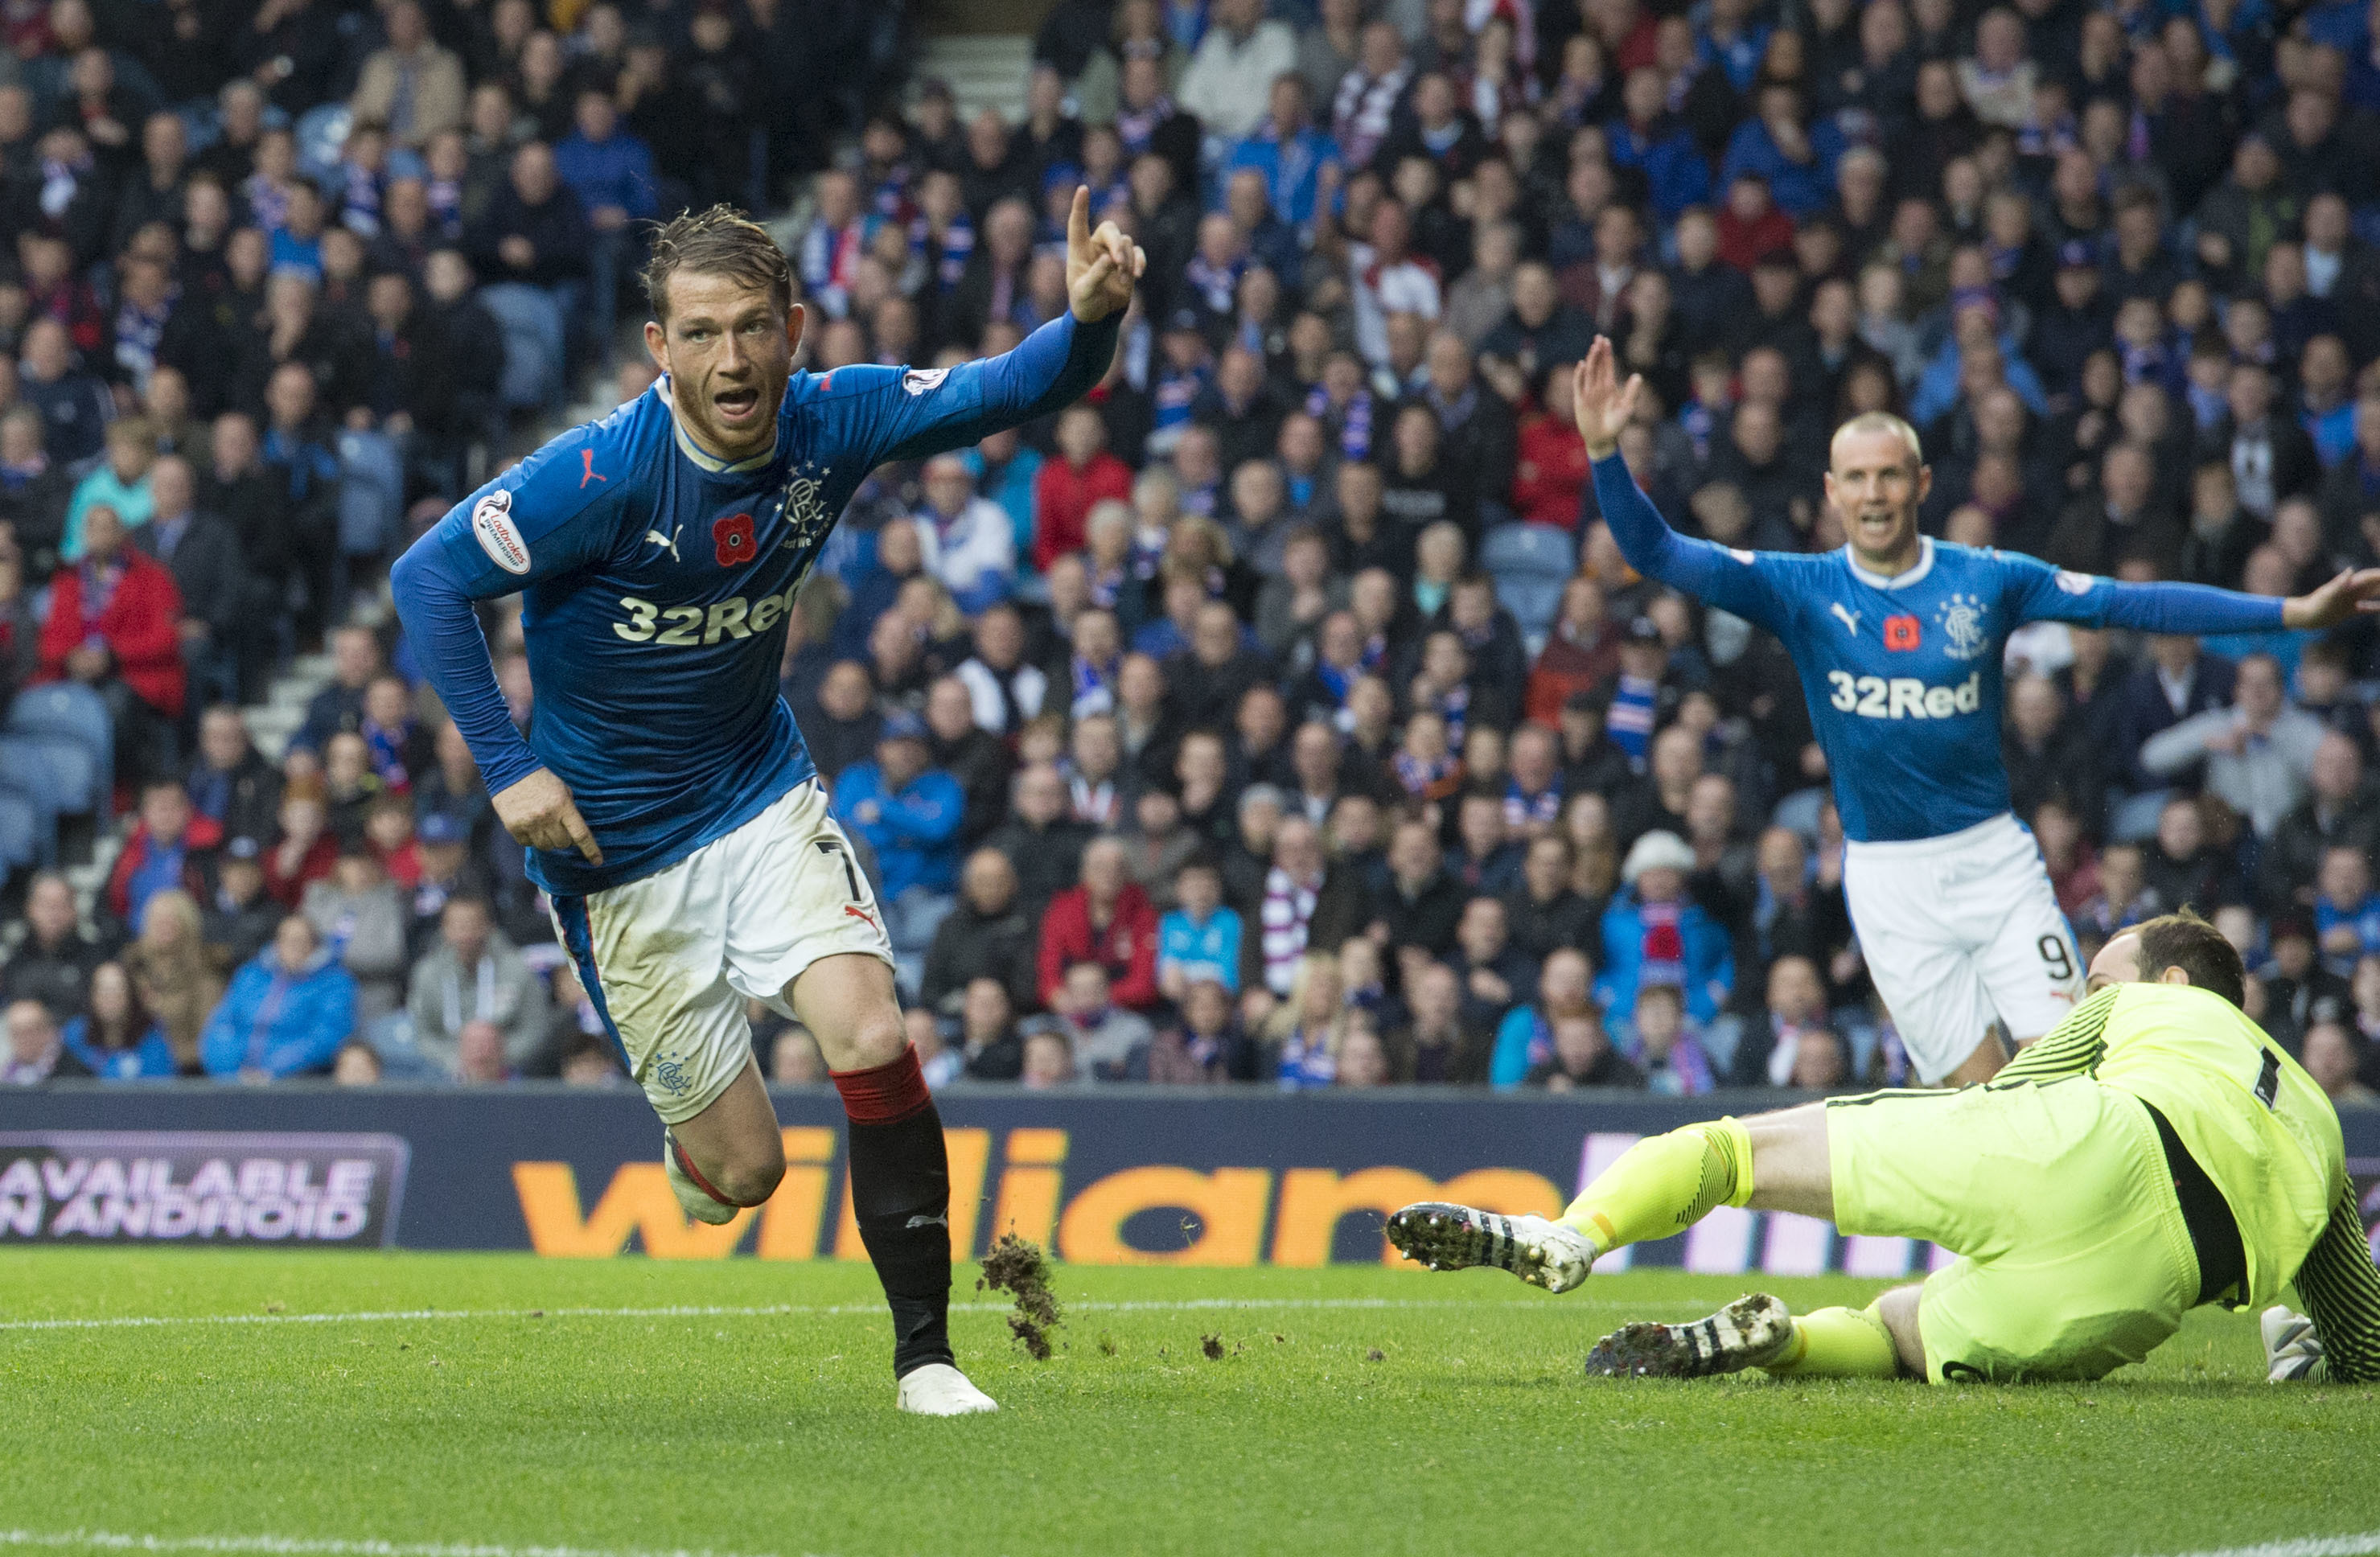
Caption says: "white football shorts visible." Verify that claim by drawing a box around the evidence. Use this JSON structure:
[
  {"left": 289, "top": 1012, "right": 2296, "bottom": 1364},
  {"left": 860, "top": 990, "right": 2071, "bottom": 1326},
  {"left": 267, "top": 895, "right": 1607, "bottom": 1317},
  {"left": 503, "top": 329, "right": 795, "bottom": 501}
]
[
  {"left": 549, "top": 778, "right": 894, "bottom": 1123},
  {"left": 1841, "top": 811, "right": 2083, "bottom": 1083}
]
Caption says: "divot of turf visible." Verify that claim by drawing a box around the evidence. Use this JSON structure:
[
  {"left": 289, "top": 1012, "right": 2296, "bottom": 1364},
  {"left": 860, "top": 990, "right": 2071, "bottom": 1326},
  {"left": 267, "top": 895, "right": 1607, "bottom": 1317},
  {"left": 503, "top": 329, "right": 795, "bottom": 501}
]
[
  {"left": 1201, "top": 1333, "right": 1224, "bottom": 1359},
  {"left": 976, "top": 1233, "right": 1061, "bottom": 1360}
]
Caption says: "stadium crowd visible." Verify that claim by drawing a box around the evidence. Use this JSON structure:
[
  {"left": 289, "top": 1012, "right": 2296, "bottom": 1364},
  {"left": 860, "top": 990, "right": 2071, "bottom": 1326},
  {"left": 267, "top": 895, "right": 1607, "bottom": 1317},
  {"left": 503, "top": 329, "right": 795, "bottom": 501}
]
[{"left": 4, "top": 0, "right": 2380, "bottom": 1107}]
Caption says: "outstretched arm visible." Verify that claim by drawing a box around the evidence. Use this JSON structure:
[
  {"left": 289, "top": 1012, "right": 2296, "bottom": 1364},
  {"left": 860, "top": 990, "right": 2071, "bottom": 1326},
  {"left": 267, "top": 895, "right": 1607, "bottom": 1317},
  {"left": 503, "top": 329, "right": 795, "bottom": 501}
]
[
  {"left": 873, "top": 187, "right": 1141, "bottom": 465},
  {"left": 1577, "top": 339, "right": 1789, "bottom": 631},
  {"left": 2008, "top": 553, "right": 2380, "bottom": 636},
  {"left": 875, "top": 311, "right": 1124, "bottom": 466}
]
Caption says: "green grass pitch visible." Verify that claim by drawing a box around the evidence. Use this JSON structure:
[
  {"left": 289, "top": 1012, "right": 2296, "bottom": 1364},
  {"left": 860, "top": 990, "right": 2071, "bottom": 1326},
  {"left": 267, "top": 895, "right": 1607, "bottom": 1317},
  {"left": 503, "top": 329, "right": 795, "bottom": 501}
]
[{"left": 4, "top": 1250, "right": 2372, "bottom": 1557}]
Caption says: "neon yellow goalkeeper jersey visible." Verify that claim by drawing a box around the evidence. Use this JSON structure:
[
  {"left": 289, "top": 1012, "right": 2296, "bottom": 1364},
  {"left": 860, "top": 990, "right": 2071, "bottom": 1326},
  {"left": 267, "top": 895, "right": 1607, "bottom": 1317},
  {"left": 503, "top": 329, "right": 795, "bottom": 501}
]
[{"left": 1997, "top": 981, "right": 2380, "bottom": 1382}]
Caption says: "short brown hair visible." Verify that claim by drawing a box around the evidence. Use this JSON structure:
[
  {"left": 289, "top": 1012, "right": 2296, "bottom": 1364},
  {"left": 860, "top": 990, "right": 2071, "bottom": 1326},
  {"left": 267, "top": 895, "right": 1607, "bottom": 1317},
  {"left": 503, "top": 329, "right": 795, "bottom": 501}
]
[
  {"left": 641, "top": 205, "right": 793, "bottom": 325},
  {"left": 2132, "top": 909, "right": 2246, "bottom": 1010}
]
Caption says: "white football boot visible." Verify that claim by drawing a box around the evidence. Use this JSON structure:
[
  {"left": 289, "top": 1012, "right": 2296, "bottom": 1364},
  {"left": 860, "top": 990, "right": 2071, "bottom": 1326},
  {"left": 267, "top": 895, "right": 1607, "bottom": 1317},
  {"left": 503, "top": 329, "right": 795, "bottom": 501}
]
[
  {"left": 896, "top": 1362, "right": 999, "bottom": 1415},
  {"left": 1384, "top": 1202, "right": 1597, "bottom": 1293},
  {"left": 1583, "top": 1293, "right": 1797, "bottom": 1378}
]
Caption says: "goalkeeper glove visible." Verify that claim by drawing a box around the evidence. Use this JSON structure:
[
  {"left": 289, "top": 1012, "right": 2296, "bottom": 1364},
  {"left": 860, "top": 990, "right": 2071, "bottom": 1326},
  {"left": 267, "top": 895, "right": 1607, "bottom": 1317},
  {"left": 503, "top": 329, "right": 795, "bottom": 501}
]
[{"left": 2261, "top": 1306, "right": 2323, "bottom": 1382}]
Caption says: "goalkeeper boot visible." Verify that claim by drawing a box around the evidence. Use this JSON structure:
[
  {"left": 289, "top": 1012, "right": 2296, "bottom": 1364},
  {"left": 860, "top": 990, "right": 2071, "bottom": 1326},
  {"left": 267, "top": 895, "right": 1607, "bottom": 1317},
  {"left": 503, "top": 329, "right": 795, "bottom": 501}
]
[
  {"left": 2261, "top": 1306, "right": 2323, "bottom": 1382},
  {"left": 663, "top": 1131, "right": 741, "bottom": 1226},
  {"left": 1584, "top": 1293, "right": 1795, "bottom": 1379},
  {"left": 1384, "top": 1202, "right": 1597, "bottom": 1293},
  {"left": 896, "top": 1362, "right": 999, "bottom": 1416}
]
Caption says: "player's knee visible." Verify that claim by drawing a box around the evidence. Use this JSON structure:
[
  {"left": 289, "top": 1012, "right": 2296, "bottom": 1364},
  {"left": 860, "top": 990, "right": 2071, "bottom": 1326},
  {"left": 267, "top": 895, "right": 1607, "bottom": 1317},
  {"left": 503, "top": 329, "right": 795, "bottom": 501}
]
[
  {"left": 711, "top": 1145, "right": 787, "bottom": 1206},
  {"left": 840, "top": 1003, "right": 910, "bottom": 1070}
]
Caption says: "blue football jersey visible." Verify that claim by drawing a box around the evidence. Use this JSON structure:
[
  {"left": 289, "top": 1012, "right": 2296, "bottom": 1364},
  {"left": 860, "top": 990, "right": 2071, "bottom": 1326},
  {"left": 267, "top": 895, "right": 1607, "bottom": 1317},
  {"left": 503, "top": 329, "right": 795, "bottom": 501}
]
[
  {"left": 1589, "top": 457, "right": 2286, "bottom": 844},
  {"left": 393, "top": 312, "right": 1116, "bottom": 896}
]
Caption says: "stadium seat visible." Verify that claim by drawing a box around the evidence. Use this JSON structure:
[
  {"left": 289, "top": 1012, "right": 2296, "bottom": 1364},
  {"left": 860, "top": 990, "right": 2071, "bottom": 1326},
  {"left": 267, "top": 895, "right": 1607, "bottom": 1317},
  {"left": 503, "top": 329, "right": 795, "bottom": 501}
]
[
  {"left": 339, "top": 429, "right": 406, "bottom": 561},
  {"left": 1, "top": 733, "right": 101, "bottom": 824},
  {"left": 478, "top": 284, "right": 569, "bottom": 411},
  {"left": 1482, "top": 523, "right": 1577, "bottom": 645},
  {"left": 295, "top": 102, "right": 351, "bottom": 183},
  {"left": 7, "top": 684, "right": 113, "bottom": 824},
  {"left": 13, "top": 729, "right": 102, "bottom": 867},
  {"left": 0, "top": 787, "right": 43, "bottom": 881},
  {"left": 0, "top": 741, "right": 64, "bottom": 867}
]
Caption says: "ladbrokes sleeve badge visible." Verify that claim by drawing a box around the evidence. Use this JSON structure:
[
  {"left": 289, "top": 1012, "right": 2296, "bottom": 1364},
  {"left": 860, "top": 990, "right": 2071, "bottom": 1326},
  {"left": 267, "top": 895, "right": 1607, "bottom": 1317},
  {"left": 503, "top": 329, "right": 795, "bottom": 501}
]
[{"left": 471, "top": 489, "right": 531, "bottom": 575}]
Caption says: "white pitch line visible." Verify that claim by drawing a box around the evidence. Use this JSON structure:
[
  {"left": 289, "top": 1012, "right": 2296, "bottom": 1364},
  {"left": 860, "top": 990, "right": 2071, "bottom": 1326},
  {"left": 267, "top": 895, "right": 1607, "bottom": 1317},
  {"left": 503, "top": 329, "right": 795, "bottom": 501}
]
[
  {"left": 0, "top": 1533, "right": 2363, "bottom": 1557},
  {"left": 2145, "top": 1536, "right": 2380, "bottom": 1557},
  {"left": 0, "top": 1531, "right": 811, "bottom": 1557},
  {"left": 0, "top": 1294, "right": 1707, "bottom": 1334}
]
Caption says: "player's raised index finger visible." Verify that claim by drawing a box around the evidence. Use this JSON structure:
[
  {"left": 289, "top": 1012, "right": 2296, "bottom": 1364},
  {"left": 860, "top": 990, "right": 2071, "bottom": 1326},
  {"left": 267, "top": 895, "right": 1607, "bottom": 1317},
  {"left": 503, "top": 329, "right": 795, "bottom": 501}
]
[{"left": 1067, "top": 186, "right": 1090, "bottom": 252}]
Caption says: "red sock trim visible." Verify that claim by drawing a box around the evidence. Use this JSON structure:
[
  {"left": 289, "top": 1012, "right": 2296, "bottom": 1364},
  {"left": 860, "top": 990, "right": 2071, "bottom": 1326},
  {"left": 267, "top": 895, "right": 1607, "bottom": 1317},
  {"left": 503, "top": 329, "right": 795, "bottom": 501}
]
[
  {"left": 670, "top": 1136, "right": 739, "bottom": 1208},
  {"left": 830, "top": 1043, "right": 931, "bottom": 1125}
]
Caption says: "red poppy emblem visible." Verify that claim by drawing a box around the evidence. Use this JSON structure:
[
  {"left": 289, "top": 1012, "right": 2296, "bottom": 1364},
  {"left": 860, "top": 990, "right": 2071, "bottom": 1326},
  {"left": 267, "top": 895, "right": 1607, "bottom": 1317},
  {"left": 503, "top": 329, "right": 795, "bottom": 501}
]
[{"left": 713, "top": 511, "right": 755, "bottom": 567}]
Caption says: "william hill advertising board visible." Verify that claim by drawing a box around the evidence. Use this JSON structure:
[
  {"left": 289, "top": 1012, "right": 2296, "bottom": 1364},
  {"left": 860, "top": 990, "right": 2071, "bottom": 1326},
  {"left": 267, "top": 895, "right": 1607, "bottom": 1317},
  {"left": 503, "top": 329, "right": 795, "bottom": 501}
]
[{"left": 8, "top": 1088, "right": 2377, "bottom": 1273}]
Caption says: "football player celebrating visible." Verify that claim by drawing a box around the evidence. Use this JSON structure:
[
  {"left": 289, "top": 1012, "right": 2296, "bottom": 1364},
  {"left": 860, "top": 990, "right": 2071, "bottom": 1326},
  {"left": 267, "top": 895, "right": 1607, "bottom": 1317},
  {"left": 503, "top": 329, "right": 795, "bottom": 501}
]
[
  {"left": 1569, "top": 336, "right": 2380, "bottom": 1086},
  {"left": 392, "top": 192, "right": 1141, "bottom": 1415}
]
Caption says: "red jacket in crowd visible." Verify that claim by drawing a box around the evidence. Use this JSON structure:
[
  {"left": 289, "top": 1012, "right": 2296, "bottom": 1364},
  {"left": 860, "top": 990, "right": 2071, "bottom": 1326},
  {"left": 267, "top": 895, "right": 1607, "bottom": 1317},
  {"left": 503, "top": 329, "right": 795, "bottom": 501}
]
[
  {"left": 1031, "top": 450, "right": 1133, "bottom": 573},
  {"left": 1526, "top": 618, "right": 1623, "bottom": 726},
  {"left": 39, "top": 548, "right": 187, "bottom": 717},
  {"left": 1037, "top": 881, "right": 1161, "bottom": 1010},
  {"left": 1715, "top": 197, "right": 1795, "bottom": 273},
  {"left": 1510, "top": 410, "right": 1589, "bottom": 529}
]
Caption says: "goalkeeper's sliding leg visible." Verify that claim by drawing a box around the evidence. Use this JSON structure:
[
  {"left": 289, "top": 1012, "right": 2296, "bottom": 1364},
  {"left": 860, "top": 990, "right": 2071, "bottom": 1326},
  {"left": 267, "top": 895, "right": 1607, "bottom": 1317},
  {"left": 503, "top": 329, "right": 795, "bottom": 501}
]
[
  {"left": 1387, "top": 1103, "right": 1921, "bottom": 1380},
  {"left": 1389, "top": 1078, "right": 2206, "bottom": 1383}
]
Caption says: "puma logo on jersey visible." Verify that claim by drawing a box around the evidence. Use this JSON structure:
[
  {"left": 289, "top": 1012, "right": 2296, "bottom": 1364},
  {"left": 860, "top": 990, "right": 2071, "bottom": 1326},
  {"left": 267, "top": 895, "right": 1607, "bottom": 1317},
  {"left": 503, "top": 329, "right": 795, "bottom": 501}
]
[
  {"left": 643, "top": 523, "right": 682, "bottom": 563},
  {"left": 1827, "top": 670, "right": 1983, "bottom": 720},
  {"left": 580, "top": 449, "right": 608, "bottom": 487},
  {"left": 1830, "top": 603, "right": 1861, "bottom": 635}
]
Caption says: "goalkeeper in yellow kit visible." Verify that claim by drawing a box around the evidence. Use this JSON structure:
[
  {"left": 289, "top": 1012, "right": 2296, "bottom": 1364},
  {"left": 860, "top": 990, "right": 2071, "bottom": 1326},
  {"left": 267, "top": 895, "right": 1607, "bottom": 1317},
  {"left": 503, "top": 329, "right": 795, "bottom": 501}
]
[{"left": 1388, "top": 911, "right": 2379, "bottom": 1383}]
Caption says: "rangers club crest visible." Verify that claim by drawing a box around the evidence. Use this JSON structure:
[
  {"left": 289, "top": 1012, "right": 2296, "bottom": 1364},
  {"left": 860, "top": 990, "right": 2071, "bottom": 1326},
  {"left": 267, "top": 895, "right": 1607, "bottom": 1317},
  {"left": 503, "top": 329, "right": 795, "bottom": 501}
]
[
  {"left": 1936, "top": 593, "right": 1990, "bottom": 661},
  {"left": 775, "top": 465, "right": 832, "bottom": 553}
]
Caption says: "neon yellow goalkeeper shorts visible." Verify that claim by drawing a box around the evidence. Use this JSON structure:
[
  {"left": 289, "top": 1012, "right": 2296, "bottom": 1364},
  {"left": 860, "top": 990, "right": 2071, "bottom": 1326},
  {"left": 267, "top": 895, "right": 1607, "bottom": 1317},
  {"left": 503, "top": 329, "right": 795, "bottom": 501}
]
[{"left": 1827, "top": 1076, "right": 2201, "bottom": 1382}]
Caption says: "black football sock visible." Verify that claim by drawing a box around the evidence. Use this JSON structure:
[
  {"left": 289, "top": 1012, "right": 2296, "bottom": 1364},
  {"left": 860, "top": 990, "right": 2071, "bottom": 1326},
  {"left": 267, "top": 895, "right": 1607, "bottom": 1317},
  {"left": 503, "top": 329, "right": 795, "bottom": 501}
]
[{"left": 832, "top": 1046, "right": 954, "bottom": 1378}]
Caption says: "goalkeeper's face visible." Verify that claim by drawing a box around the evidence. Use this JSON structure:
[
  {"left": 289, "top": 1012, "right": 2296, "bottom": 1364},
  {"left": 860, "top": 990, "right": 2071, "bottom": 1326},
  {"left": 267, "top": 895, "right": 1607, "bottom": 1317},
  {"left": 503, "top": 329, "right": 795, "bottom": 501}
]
[{"left": 647, "top": 270, "right": 804, "bottom": 462}]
